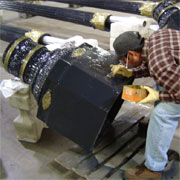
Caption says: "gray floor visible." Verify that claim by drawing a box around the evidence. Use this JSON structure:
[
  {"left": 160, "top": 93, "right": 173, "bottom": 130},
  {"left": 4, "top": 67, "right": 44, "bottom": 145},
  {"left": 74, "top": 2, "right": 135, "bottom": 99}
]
[{"left": 0, "top": 2, "right": 178, "bottom": 180}]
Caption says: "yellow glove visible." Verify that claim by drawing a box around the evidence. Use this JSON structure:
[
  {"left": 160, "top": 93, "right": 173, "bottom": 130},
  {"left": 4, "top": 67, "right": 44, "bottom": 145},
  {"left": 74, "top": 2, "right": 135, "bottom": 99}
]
[
  {"left": 138, "top": 86, "right": 159, "bottom": 104},
  {"left": 107, "top": 64, "right": 133, "bottom": 78}
]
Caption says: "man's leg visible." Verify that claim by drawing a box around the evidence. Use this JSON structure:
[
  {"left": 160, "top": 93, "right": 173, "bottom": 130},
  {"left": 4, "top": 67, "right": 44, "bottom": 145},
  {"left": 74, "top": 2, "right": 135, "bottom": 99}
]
[
  {"left": 145, "top": 102, "right": 180, "bottom": 171},
  {"left": 125, "top": 101, "right": 180, "bottom": 179}
]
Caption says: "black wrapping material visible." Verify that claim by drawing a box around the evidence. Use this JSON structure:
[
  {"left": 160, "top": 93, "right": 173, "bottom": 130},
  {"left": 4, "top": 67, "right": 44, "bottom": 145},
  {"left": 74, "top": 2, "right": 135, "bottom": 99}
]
[
  {"left": 32, "top": 48, "right": 72, "bottom": 100},
  {"left": 2, "top": 33, "right": 134, "bottom": 151},
  {"left": 3, "top": 38, "right": 37, "bottom": 77},
  {"left": 0, "top": 1, "right": 94, "bottom": 28},
  {"left": 167, "top": 10, "right": 180, "bottom": 30},
  {"left": 23, "top": 47, "right": 50, "bottom": 85},
  {"left": 2, "top": 38, "right": 51, "bottom": 96},
  {"left": 152, "top": 1, "right": 179, "bottom": 28}
]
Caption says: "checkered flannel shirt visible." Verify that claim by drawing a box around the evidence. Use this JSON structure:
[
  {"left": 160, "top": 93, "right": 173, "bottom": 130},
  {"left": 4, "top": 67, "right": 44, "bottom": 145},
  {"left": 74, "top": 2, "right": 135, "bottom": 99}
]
[{"left": 132, "top": 29, "right": 180, "bottom": 104}]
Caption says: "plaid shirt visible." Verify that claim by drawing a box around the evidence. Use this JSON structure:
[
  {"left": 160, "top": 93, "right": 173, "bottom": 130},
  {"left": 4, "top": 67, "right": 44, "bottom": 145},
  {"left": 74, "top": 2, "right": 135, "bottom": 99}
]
[{"left": 132, "top": 29, "right": 180, "bottom": 104}]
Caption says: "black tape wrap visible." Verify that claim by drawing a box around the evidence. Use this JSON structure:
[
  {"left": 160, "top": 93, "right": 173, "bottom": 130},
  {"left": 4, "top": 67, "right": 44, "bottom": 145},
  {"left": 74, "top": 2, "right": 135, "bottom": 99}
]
[
  {"left": 152, "top": 1, "right": 178, "bottom": 28},
  {"left": 2, "top": 37, "right": 52, "bottom": 100}
]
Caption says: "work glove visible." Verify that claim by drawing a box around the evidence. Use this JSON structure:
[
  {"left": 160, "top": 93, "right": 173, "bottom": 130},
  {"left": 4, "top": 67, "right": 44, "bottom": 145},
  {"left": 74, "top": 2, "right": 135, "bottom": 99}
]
[
  {"left": 138, "top": 86, "right": 159, "bottom": 104},
  {"left": 107, "top": 64, "right": 133, "bottom": 78}
]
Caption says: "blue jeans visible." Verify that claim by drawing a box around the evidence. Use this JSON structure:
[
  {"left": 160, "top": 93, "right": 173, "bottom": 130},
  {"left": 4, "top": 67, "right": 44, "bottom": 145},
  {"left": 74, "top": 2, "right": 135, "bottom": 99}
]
[{"left": 144, "top": 85, "right": 180, "bottom": 171}]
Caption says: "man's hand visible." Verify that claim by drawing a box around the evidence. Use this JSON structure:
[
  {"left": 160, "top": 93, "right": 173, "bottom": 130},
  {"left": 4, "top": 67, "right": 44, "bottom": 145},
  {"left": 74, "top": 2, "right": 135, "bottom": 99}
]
[
  {"left": 138, "top": 86, "right": 159, "bottom": 104},
  {"left": 107, "top": 64, "right": 133, "bottom": 78}
]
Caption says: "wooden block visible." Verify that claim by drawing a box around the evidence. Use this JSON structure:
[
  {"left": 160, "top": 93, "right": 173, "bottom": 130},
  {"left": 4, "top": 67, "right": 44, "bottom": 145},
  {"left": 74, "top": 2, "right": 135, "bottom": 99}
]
[
  {"left": 120, "top": 148, "right": 145, "bottom": 170},
  {"left": 104, "top": 137, "right": 145, "bottom": 168},
  {"left": 55, "top": 147, "right": 90, "bottom": 170},
  {"left": 73, "top": 129, "right": 138, "bottom": 177},
  {"left": 104, "top": 139, "right": 145, "bottom": 179},
  {"left": 86, "top": 137, "right": 145, "bottom": 180},
  {"left": 54, "top": 117, "right": 145, "bottom": 180},
  {"left": 55, "top": 118, "right": 143, "bottom": 171},
  {"left": 86, "top": 166, "right": 114, "bottom": 180},
  {"left": 94, "top": 119, "right": 141, "bottom": 153},
  {"left": 95, "top": 129, "right": 138, "bottom": 164},
  {"left": 104, "top": 169, "right": 124, "bottom": 180}
]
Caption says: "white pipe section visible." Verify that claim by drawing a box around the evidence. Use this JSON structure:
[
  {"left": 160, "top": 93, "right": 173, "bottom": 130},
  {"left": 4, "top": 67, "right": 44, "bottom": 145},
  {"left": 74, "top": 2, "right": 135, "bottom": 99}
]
[
  {"left": 109, "top": 16, "right": 146, "bottom": 26},
  {"left": 42, "top": 36, "right": 66, "bottom": 45},
  {"left": 109, "top": 15, "right": 159, "bottom": 31}
]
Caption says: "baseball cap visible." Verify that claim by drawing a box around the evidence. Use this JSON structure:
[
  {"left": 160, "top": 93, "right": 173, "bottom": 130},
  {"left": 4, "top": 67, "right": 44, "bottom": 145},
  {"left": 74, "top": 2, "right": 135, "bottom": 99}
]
[{"left": 113, "top": 31, "right": 144, "bottom": 60}]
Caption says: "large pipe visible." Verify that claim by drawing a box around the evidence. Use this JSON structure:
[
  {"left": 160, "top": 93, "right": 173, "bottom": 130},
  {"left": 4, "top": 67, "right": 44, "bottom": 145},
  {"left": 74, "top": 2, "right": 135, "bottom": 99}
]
[
  {"left": 0, "top": 24, "right": 70, "bottom": 45},
  {"left": 42, "top": 0, "right": 179, "bottom": 25},
  {"left": 1, "top": 0, "right": 179, "bottom": 29},
  {"left": 1, "top": 24, "right": 134, "bottom": 151},
  {"left": 0, "top": 24, "right": 29, "bottom": 42},
  {"left": 0, "top": 1, "right": 112, "bottom": 31},
  {"left": 0, "top": 1, "right": 150, "bottom": 31},
  {"left": 0, "top": 24, "right": 99, "bottom": 48},
  {"left": 0, "top": 1, "right": 94, "bottom": 28},
  {"left": 44, "top": 0, "right": 142, "bottom": 15},
  {"left": 43, "top": 0, "right": 180, "bottom": 28}
]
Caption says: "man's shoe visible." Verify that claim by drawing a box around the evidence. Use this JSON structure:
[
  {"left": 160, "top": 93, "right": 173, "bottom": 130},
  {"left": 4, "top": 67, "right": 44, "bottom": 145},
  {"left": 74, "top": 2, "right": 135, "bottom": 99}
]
[{"left": 124, "top": 164, "right": 162, "bottom": 180}]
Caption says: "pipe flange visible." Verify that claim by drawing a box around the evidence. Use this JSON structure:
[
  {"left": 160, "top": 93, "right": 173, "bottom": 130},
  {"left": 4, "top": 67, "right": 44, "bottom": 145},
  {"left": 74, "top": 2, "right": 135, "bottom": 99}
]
[
  {"left": 90, "top": 13, "right": 111, "bottom": 31},
  {"left": 25, "top": 30, "right": 50, "bottom": 44},
  {"left": 139, "top": 2, "right": 156, "bottom": 17}
]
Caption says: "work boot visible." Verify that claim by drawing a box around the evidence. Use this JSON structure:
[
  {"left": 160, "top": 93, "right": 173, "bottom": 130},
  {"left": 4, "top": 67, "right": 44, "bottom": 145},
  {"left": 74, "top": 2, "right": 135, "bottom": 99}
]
[{"left": 124, "top": 164, "right": 162, "bottom": 180}]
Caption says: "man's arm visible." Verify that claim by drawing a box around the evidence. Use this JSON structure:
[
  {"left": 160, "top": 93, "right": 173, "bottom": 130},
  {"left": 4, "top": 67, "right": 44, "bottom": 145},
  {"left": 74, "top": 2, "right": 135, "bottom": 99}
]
[
  {"left": 147, "top": 29, "right": 180, "bottom": 104},
  {"left": 131, "top": 59, "right": 150, "bottom": 78},
  {"left": 158, "top": 63, "right": 180, "bottom": 104},
  {"left": 109, "top": 59, "right": 150, "bottom": 78}
]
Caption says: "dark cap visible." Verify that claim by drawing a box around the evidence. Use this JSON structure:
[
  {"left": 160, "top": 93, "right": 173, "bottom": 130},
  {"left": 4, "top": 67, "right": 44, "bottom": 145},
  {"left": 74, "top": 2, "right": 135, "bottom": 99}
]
[{"left": 113, "top": 31, "right": 144, "bottom": 58}]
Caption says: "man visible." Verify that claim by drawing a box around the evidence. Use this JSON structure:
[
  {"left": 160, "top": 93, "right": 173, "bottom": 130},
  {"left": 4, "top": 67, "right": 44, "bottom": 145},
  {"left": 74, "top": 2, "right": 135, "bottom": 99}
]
[{"left": 109, "top": 29, "right": 180, "bottom": 180}]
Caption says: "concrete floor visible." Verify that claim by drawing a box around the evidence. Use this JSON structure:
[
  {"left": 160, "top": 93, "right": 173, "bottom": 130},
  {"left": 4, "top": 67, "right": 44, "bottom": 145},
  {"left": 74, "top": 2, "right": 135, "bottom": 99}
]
[{"left": 0, "top": 2, "right": 179, "bottom": 180}]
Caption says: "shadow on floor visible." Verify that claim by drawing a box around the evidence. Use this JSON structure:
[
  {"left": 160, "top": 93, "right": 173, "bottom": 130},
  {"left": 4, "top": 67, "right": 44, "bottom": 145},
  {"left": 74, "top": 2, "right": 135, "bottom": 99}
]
[{"left": 0, "top": 159, "right": 7, "bottom": 179}]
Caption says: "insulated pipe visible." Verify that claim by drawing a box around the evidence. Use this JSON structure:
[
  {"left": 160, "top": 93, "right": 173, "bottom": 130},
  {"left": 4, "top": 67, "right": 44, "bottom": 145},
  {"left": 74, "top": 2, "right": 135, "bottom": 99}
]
[
  {"left": 43, "top": 0, "right": 142, "bottom": 14},
  {"left": 0, "top": 24, "right": 63, "bottom": 44},
  {"left": 0, "top": 1, "right": 110, "bottom": 31},
  {"left": 0, "top": 1, "right": 147, "bottom": 30},
  {"left": 109, "top": 16, "right": 146, "bottom": 25},
  {"left": 0, "top": 24, "right": 98, "bottom": 47},
  {"left": 1, "top": 1, "right": 179, "bottom": 29},
  {"left": 44, "top": 0, "right": 179, "bottom": 28},
  {"left": 0, "top": 24, "right": 28, "bottom": 42}
]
